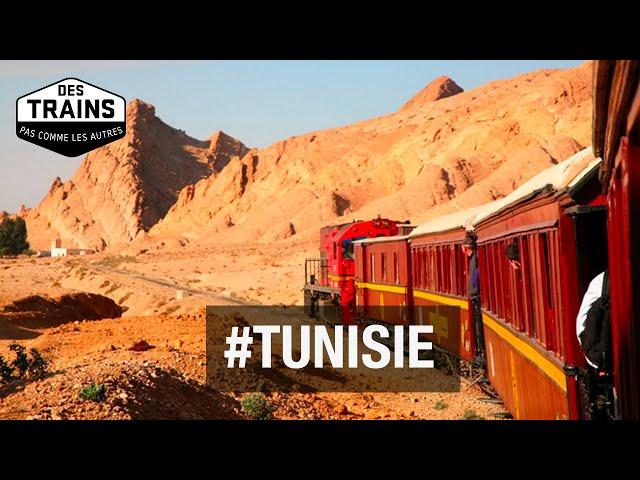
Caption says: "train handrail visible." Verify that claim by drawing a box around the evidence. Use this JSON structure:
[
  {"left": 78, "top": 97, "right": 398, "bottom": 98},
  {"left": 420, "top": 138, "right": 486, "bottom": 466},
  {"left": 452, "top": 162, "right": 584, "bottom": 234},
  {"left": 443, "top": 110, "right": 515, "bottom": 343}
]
[{"left": 304, "top": 258, "right": 328, "bottom": 286}]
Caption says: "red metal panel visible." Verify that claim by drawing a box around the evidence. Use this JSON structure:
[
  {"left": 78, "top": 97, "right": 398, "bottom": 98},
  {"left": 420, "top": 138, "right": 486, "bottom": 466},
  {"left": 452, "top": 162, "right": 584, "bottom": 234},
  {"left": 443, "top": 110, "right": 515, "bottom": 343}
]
[
  {"left": 609, "top": 137, "right": 640, "bottom": 419},
  {"left": 484, "top": 317, "right": 570, "bottom": 419}
]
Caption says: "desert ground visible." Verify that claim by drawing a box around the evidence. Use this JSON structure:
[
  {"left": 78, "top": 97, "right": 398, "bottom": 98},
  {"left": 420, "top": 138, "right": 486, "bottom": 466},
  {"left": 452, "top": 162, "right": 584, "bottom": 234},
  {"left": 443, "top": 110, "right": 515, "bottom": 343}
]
[{"left": 0, "top": 242, "right": 507, "bottom": 420}]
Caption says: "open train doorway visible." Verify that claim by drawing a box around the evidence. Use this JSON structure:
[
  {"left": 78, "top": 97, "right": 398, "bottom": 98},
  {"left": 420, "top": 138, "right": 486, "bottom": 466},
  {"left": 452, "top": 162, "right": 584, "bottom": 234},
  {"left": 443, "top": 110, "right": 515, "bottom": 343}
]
[
  {"left": 569, "top": 205, "right": 608, "bottom": 296},
  {"left": 568, "top": 204, "right": 612, "bottom": 420}
]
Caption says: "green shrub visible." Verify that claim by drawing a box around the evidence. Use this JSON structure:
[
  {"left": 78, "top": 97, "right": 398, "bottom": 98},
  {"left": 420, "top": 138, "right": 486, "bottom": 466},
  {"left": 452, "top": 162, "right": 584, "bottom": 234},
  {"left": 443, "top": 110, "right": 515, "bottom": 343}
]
[
  {"left": 0, "top": 345, "right": 48, "bottom": 386},
  {"left": 28, "top": 349, "right": 48, "bottom": 378},
  {"left": 241, "top": 393, "right": 274, "bottom": 420},
  {"left": 0, "top": 356, "right": 15, "bottom": 384},
  {"left": 433, "top": 400, "right": 448, "bottom": 410},
  {"left": 461, "top": 409, "right": 484, "bottom": 420},
  {"left": 79, "top": 383, "right": 106, "bottom": 402},
  {"left": 9, "top": 344, "right": 29, "bottom": 378},
  {"left": 0, "top": 217, "right": 30, "bottom": 255}
]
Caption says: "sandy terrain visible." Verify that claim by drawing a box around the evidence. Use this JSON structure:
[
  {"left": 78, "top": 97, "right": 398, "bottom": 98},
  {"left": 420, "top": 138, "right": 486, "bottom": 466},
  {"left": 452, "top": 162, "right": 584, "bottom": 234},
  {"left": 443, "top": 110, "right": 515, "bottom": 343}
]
[
  {"left": 0, "top": 246, "right": 508, "bottom": 420},
  {"left": 0, "top": 307, "right": 506, "bottom": 420}
]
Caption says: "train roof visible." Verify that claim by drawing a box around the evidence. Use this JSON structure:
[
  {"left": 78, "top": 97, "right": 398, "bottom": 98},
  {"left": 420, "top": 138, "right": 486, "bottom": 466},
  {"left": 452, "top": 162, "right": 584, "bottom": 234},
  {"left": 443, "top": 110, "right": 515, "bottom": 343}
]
[
  {"left": 352, "top": 234, "right": 412, "bottom": 245},
  {"left": 592, "top": 60, "right": 640, "bottom": 189},
  {"left": 472, "top": 147, "right": 601, "bottom": 227},
  {"left": 408, "top": 204, "right": 488, "bottom": 238}
]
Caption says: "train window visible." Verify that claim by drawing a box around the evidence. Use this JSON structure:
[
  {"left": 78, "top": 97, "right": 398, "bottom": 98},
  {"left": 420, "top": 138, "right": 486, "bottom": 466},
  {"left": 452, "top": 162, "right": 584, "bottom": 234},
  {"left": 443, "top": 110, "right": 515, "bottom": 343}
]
[
  {"left": 423, "top": 248, "right": 428, "bottom": 290},
  {"left": 510, "top": 237, "right": 524, "bottom": 331},
  {"left": 393, "top": 251, "right": 399, "bottom": 284},
  {"left": 333, "top": 242, "right": 337, "bottom": 260},
  {"left": 444, "top": 245, "right": 452, "bottom": 294},
  {"left": 436, "top": 246, "right": 442, "bottom": 292},
  {"left": 488, "top": 243, "right": 497, "bottom": 314},
  {"left": 549, "top": 230, "right": 564, "bottom": 359},
  {"left": 419, "top": 248, "right": 425, "bottom": 290},
  {"left": 438, "top": 245, "right": 444, "bottom": 292},
  {"left": 370, "top": 252, "right": 375, "bottom": 282},
  {"left": 520, "top": 235, "right": 535, "bottom": 337},
  {"left": 541, "top": 232, "right": 553, "bottom": 309},
  {"left": 503, "top": 239, "right": 513, "bottom": 326},
  {"left": 414, "top": 249, "right": 421, "bottom": 289},
  {"left": 429, "top": 246, "right": 436, "bottom": 291},
  {"left": 381, "top": 252, "right": 386, "bottom": 283},
  {"left": 418, "top": 248, "right": 424, "bottom": 289},
  {"left": 420, "top": 248, "right": 425, "bottom": 289},
  {"left": 454, "top": 244, "right": 461, "bottom": 296},
  {"left": 497, "top": 241, "right": 504, "bottom": 317},
  {"left": 479, "top": 244, "right": 488, "bottom": 308},
  {"left": 539, "top": 232, "right": 554, "bottom": 351}
]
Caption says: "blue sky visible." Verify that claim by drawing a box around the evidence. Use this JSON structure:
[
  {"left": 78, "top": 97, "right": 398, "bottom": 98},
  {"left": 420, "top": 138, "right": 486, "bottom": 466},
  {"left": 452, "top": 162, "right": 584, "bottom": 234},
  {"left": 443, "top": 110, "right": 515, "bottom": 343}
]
[{"left": 0, "top": 60, "right": 584, "bottom": 212}]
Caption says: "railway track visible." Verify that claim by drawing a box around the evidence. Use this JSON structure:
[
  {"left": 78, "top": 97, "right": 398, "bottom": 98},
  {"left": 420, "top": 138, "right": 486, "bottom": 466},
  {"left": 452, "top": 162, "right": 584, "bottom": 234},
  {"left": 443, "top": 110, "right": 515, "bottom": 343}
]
[{"left": 90, "top": 263, "right": 252, "bottom": 307}]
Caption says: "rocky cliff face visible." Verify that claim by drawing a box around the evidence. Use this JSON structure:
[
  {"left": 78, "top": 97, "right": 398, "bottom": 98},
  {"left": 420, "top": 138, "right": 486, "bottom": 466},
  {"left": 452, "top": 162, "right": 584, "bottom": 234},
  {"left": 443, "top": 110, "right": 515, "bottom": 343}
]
[
  {"left": 22, "top": 99, "right": 248, "bottom": 250},
  {"left": 146, "top": 62, "right": 593, "bottom": 245},
  {"left": 23, "top": 63, "right": 593, "bottom": 251}
]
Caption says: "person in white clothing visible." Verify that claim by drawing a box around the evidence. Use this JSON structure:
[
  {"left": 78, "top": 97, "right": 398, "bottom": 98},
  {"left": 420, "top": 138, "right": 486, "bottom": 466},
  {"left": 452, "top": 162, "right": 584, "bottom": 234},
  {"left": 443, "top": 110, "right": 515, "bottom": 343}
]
[
  {"left": 576, "top": 271, "right": 606, "bottom": 368},
  {"left": 575, "top": 270, "right": 614, "bottom": 420}
]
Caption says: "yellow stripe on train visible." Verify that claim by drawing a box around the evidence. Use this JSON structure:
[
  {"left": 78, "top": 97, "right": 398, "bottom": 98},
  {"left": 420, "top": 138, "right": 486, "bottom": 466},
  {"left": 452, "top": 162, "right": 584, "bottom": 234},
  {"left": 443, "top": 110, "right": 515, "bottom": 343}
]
[
  {"left": 413, "top": 290, "right": 567, "bottom": 393},
  {"left": 482, "top": 313, "right": 567, "bottom": 393},
  {"left": 328, "top": 274, "right": 354, "bottom": 282},
  {"left": 355, "top": 281, "right": 407, "bottom": 295},
  {"left": 412, "top": 289, "right": 469, "bottom": 310}
]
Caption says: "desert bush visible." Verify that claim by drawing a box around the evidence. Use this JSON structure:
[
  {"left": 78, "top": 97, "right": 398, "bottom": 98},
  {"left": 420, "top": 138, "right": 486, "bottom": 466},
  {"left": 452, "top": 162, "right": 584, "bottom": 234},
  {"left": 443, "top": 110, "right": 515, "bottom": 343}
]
[
  {"left": 79, "top": 383, "right": 106, "bottom": 402},
  {"left": 27, "top": 349, "right": 48, "bottom": 378},
  {"left": 0, "top": 344, "right": 48, "bottom": 387},
  {"left": 433, "top": 400, "right": 448, "bottom": 410},
  {"left": 241, "top": 393, "right": 274, "bottom": 420},
  {"left": 9, "top": 344, "right": 29, "bottom": 378},
  {"left": 100, "top": 255, "right": 138, "bottom": 268},
  {"left": 0, "top": 356, "right": 15, "bottom": 384},
  {"left": 461, "top": 409, "right": 484, "bottom": 420}
]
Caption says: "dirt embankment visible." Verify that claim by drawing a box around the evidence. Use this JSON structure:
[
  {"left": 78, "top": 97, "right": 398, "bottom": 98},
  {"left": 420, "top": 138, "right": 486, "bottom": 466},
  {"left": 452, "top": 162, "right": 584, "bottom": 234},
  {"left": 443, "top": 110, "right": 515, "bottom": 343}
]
[{"left": 0, "top": 295, "right": 508, "bottom": 420}]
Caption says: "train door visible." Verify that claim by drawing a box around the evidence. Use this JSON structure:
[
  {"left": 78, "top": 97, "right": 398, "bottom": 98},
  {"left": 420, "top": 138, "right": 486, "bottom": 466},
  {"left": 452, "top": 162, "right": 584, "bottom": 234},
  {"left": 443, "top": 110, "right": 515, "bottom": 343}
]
[
  {"left": 568, "top": 205, "right": 610, "bottom": 419},
  {"left": 570, "top": 206, "right": 608, "bottom": 293}
]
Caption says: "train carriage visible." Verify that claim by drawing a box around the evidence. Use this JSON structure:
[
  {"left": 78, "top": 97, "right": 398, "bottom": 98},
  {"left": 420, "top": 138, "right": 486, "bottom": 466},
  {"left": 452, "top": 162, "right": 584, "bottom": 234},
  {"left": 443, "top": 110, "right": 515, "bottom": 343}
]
[
  {"left": 353, "top": 234, "right": 413, "bottom": 325},
  {"left": 473, "top": 148, "right": 606, "bottom": 420},
  {"left": 593, "top": 60, "right": 640, "bottom": 419},
  {"left": 408, "top": 206, "right": 486, "bottom": 362}
]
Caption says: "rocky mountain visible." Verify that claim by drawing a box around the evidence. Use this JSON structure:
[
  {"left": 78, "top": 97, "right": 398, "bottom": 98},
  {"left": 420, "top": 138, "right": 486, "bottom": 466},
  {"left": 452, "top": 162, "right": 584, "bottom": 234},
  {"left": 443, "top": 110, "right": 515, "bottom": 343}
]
[
  {"left": 22, "top": 100, "right": 248, "bottom": 250},
  {"left": 145, "top": 62, "right": 593, "bottom": 245}
]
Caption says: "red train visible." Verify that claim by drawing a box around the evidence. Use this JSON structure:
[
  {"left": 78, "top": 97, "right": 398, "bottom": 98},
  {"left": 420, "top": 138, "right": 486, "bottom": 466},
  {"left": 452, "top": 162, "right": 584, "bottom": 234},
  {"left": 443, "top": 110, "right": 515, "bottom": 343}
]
[
  {"left": 303, "top": 217, "right": 411, "bottom": 323},
  {"left": 303, "top": 61, "right": 640, "bottom": 419},
  {"left": 593, "top": 60, "right": 640, "bottom": 420}
]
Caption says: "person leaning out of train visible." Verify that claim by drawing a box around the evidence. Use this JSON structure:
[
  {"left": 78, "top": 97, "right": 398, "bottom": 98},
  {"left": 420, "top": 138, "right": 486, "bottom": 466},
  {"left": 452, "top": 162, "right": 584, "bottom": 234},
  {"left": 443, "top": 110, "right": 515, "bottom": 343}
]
[
  {"left": 576, "top": 270, "right": 611, "bottom": 372},
  {"left": 462, "top": 236, "right": 480, "bottom": 297},
  {"left": 462, "top": 236, "right": 485, "bottom": 367},
  {"left": 576, "top": 270, "right": 614, "bottom": 420},
  {"left": 505, "top": 241, "right": 521, "bottom": 270}
]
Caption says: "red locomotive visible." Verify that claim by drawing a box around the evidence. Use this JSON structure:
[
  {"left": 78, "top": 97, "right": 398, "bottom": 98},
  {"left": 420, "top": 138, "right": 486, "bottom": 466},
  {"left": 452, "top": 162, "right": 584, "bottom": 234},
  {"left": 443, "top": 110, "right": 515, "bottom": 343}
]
[{"left": 303, "top": 217, "right": 410, "bottom": 323}]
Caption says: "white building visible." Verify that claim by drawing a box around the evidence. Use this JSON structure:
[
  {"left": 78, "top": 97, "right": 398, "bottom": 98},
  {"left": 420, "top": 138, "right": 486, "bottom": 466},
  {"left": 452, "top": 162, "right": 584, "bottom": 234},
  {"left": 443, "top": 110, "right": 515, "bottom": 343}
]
[{"left": 50, "top": 239, "right": 94, "bottom": 257}]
